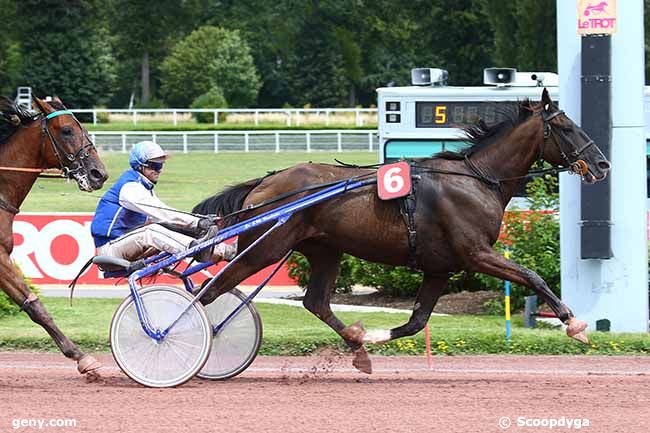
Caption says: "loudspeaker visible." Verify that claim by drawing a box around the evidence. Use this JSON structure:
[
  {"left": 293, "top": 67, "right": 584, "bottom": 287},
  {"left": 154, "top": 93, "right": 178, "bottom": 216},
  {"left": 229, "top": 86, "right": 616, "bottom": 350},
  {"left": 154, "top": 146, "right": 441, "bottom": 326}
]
[
  {"left": 411, "top": 68, "right": 448, "bottom": 86},
  {"left": 483, "top": 68, "right": 517, "bottom": 86}
]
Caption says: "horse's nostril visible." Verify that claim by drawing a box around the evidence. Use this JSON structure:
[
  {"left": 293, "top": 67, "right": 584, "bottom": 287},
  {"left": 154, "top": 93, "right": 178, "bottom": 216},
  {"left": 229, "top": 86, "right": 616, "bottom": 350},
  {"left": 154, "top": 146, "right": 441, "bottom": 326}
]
[
  {"left": 90, "top": 169, "right": 107, "bottom": 182},
  {"left": 598, "top": 161, "right": 611, "bottom": 171}
]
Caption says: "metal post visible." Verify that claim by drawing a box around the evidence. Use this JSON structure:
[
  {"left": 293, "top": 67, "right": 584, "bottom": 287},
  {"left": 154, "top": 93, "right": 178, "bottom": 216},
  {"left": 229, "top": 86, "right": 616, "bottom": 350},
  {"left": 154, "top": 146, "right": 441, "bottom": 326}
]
[
  {"left": 132, "top": 111, "right": 137, "bottom": 126},
  {"left": 214, "top": 133, "right": 219, "bottom": 153},
  {"left": 214, "top": 111, "right": 218, "bottom": 125},
  {"left": 326, "top": 110, "right": 330, "bottom": 126},
  {"left": 245, "top": 133, "right": 249, "bottom": 152},
  {"left": 368, "top": 132, "right": 373, "bottom": 152},
  {"left": 173, "top": 111, "right": 177, "bottom": 126},
  {"left": 558, "top": 0, "right": 648, "bottom": 331},
  {"left": 152, "top": 134, "right": 156, "bottom": 145},
  {"left": 255, "top": 111, "right": 259, "bottom": 126},
  {"left": 121, "top": 134, "right": 127, "bottom": 153},
  {"left": 306, "top": 132, "right": 311, "bottom": 153},
  {"left": 93, "top": 111, "right": 97, "bottom": 125},
  {"left": 337, "top": 132, "right": 342, "bottom": 152},
  {"left": 275, "top": 132, "right": 280, "bottom": 153},
  {"left": 183, "top": 134, "right": 188, "bottom": 154}
]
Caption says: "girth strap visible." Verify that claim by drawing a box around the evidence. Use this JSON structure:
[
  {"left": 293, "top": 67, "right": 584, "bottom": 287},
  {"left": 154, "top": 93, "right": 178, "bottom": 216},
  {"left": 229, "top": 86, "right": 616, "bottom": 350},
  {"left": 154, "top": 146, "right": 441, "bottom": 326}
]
[
  {"left": 0, "top": 196, "right": 19, "bottom": 215},
  {"left": 398, "top": 164, "right": 419, "bottom": 270}
]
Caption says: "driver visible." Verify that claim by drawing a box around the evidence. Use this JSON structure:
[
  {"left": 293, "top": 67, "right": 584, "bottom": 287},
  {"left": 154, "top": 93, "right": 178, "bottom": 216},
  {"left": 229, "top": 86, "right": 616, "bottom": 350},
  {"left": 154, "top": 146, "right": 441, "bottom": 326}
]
[{"left": 90, "top": 141, "right": 235, "bottom": 264}]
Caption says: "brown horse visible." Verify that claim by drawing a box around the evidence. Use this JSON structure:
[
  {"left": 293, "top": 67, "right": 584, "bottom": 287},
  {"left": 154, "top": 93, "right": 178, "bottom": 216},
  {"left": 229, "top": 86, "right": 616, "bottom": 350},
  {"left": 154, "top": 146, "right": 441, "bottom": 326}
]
[
  {"left": 194, "top": 90, "right": 610, "bottom": 373},
  {"left": 0, "top": 96, "right": 108, "bottom": 376}
]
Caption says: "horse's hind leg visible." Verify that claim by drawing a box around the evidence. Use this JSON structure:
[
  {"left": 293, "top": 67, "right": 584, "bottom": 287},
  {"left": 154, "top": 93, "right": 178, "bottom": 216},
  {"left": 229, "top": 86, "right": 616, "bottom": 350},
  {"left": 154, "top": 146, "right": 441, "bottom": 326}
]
[
  {"left": 0, "top": 249, "right": 101, "bottom": 375},
  {"left": 469, "top": 248, "right": 588, "bottom": 343},
  {"left": 298, "top": 244, "right": 372, "bottom": 374},
  {"left": 363, "top": 273, "right": 449, "bottom": 344}
]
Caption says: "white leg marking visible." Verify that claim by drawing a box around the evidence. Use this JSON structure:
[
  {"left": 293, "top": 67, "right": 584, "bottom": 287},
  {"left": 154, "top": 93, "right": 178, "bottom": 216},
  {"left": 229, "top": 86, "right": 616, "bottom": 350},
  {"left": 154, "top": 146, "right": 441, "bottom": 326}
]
[{"left": 363, "top": 329, "right": 391, "bottom": 344}]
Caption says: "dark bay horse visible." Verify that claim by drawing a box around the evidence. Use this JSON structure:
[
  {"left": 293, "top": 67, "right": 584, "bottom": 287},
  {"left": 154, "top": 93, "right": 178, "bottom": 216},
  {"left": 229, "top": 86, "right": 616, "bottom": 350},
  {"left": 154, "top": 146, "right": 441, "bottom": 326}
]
[
  {"left": 194, "top": 89, "right": 610, "bottom": 373},
  {"left": 0, "top": 96, "right": 108, "bottom": 376}
]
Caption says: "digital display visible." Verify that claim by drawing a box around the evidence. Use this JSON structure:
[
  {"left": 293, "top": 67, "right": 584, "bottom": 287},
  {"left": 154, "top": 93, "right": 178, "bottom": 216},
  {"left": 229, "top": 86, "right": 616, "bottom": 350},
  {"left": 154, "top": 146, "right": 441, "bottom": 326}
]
[{"left": 415, "top": 101, "right": 518, "bottom": 128}]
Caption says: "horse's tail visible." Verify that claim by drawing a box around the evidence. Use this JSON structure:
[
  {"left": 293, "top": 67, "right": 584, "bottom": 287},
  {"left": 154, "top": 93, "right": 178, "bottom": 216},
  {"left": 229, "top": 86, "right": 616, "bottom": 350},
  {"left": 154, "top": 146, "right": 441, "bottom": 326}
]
[{"left": 193, "top": 177, "right": 263, "bottom": 216}]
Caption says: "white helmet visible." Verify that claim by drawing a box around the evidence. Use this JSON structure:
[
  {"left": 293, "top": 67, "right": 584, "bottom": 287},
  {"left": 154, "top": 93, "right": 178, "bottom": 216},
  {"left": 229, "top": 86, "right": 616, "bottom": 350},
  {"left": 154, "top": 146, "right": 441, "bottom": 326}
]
[{"left": 129, "top": 141, "right": 168, "bottom": 169}]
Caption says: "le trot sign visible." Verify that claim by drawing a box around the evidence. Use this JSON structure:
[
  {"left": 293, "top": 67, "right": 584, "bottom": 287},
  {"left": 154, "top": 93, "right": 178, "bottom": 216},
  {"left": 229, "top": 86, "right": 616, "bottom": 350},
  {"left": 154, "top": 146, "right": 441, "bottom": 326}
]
[{"left": 577, "top": 0, "right": 617, "bottom": 35}]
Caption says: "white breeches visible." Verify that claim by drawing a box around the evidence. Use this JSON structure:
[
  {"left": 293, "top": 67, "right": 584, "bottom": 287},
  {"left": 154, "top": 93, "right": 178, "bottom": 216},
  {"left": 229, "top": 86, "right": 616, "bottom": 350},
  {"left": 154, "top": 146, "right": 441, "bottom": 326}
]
[{"left": 97, "top": 224, "right": 237, "bottom": 262}]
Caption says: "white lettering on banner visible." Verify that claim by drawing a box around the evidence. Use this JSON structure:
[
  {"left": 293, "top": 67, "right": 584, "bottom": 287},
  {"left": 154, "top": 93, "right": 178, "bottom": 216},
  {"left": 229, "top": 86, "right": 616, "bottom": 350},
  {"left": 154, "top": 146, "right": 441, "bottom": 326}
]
[
  {"left": 35, "top": 220, "right": 95, "bottom": 280},
  {"left": 12, "top": 219, "right": 95, "bottom": 281},
  {"left": 11, "top": 220, "right": 43, "bottom": 278}
]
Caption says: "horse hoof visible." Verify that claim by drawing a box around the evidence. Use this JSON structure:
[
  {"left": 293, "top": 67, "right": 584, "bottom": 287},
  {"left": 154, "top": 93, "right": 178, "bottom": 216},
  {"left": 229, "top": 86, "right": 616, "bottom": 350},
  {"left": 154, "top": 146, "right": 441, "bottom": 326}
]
[
  {"left": 571, "top": 331, "right": 589, "bottom": 345},
  {"left": 565, "top": 318, "right": 589, "bottom": 345},
  {"left": 363, "top": 329, "right": 391, "bottom": 344},
  {"left": 341, "top": 321, "right": 366, "bottom": 345},
  {"left": 352, "top": 347, "right": 372, "bottom": 374},
  {"left": 85, "top": 369, "right": 102, "bottom": 383},
  {"left": 77, "top": 355, "right": 103, "bottom": 374}
]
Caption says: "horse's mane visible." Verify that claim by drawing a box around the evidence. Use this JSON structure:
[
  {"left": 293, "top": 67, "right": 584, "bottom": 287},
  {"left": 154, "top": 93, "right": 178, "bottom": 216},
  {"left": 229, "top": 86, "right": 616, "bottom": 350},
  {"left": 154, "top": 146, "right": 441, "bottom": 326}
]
[
  {"left": 0, "top": 97, "right": 40, "bottom": 144},
  {"left": 192, "top": 177, "right": 264, "bottom": 216},
  {"left": 434, "top": 99, "right": 535, "bottom": 160}
]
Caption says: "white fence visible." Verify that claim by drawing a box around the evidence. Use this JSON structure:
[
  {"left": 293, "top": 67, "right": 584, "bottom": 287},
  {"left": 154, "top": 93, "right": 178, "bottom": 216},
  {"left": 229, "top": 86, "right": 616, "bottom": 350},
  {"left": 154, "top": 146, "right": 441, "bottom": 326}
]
[
  {"left": 90, "top": 130, "right": 379, "bottom": 153},
  {"left": 73, "top": 108, "right": 378, "bottom": 127}
]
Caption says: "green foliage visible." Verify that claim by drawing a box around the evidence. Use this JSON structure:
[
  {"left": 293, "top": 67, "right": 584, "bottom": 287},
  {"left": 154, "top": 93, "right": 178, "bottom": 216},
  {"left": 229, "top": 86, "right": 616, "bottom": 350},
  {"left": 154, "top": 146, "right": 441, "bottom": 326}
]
[
  {"left": 160, "top": 26, "right": 261, "bottom": 107},
  {"left": 287, "top": 252, "right": 357, "bottom": 293},
  {"left": 0, "top": 264, "right": 40, "bottom": 318},
  {"left": 15, "top": 0, "right": 117, "bottom": 107},
  {"left": 284, "top": 15, "right": 348, "bottom": 107},
  {"left": 190, "top": 87, "right": 229, "bottom": 123},
  {"left": 476, "top": 175, "right": 560, "bottom": 309},
  {"left": 480, "top": 0, "right": 557, "bottom": 71}
]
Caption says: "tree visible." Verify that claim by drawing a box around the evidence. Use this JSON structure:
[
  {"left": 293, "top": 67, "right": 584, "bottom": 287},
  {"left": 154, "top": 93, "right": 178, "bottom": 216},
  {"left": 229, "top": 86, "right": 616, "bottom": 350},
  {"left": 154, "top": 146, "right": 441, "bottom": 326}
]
[
  {"left": 481, "top": 0, "right": 557, "bottom": 72},
  {"left": 284, "top": 5, "right": 348, "bottom": 107},
  {"left": 15, "top": 0, "right": 116, "bottom": 107},
  {"left": 159, "top": 26, "right": 261, "bottom": 108},
  {"left": 0, "top": 0, "right": 21, "bottom": 96},
  {"left": 107, "top": 0, "right": 204, "bottom": 106}
]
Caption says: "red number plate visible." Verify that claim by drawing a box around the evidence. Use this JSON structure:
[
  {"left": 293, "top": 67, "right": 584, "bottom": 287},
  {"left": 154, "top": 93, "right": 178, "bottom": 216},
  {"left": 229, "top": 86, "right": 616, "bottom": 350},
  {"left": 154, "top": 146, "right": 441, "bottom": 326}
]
[{"left": 377, "top": 161, "right": 411, "bottom": 200}]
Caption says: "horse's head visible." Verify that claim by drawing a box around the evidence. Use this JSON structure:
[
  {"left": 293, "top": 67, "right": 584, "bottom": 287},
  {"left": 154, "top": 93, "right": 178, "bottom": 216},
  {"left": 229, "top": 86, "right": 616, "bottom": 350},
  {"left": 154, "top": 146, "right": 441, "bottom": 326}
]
[
  {"left": 33, "top": 97, "right": 108, "bottom": 191},
  {"left": 537, "top": 88, "right": 611, "bottom": 183}
]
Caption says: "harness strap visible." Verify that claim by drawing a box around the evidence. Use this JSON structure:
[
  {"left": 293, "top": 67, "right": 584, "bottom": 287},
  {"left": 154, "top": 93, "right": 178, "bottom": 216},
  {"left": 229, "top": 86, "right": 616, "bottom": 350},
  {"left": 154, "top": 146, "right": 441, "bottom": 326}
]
[
  {"left": 0, "top": 196, "right": 19, "bottom": 214},
  {"left": 68, "top": 256, "right": 95, "bottom": 304},
  {"left": 398, "top": 164, "right": 419, "bottom": 270}
]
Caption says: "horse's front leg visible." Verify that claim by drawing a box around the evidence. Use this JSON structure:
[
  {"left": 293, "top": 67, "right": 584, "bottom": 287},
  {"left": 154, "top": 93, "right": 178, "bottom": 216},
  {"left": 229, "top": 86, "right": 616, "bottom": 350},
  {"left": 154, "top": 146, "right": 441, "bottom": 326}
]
[
  {"left": 363, "top": 274, "right": 449, "bottom": 344},
  {"left": 298, "top": 244, "right": 373, "bottom": 374},
  {"left": 469, "top": 248, "right": 588, "bottom": 344},
  {"left": 0, "top": 248, "right": 102, "bottom": 376}
]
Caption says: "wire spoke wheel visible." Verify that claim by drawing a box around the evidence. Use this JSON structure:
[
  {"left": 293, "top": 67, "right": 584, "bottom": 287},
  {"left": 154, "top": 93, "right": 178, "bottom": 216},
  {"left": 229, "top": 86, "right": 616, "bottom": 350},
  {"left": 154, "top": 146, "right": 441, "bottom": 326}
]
[
  {"left": 197, "top": 288, "right": 262, "bottom": 380},
  {"left": 110, "top": 285, "right": 212, "bottom": 388}
]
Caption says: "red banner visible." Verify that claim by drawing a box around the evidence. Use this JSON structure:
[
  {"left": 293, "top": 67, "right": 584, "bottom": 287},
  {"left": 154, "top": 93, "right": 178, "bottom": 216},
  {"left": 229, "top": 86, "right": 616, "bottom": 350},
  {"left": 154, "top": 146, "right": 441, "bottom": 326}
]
[{"left": 11, "top": 213, "right": 296, "bottom": 286}]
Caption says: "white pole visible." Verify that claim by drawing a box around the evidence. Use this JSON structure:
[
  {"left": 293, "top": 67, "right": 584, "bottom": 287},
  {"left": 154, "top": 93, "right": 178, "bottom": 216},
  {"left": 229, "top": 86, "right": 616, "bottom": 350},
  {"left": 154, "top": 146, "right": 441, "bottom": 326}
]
[
  {"left": 214, "top": 133, "right": 219, "bottom": 153},
  {"left": 558, "top": 0, "right": 648, "bottom": 332},
  {"left": 275, "top": 132, "right": 280, "bottom": 153},
  {"left": 306, "top": 132, "right": 311, "bottom": 153},
  {"left": 183, "top": 134, "right": 188, "bottom": 154},
  {"left": 121, "top": 134, "right": 127, "bottom": 153},
  {"left": 245, "top": 132, "right": 249, "bottom": 152},
  {"left": 337, "top": 132, "right": 342, "bottom": 152}
]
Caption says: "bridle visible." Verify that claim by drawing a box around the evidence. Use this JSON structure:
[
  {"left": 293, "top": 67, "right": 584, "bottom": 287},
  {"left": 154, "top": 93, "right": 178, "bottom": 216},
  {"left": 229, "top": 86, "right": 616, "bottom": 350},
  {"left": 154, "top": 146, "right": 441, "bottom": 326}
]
[
  {"left": 40, "top": 109, "right": 97, "bottom": 182},
  {"left": 539, "top": 109, "right": 597, "bottom": 176},
  {"left": 0, "top": 109, "right": 97, "bottom": 215}
]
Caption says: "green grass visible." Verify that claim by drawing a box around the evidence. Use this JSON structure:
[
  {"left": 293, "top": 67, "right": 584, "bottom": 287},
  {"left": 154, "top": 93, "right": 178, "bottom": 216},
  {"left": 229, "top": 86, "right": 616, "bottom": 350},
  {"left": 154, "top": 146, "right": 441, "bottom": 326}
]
[
  {"left": 21, "top": 151, "right": 379, "bottom": 212},
  {"left": 1, "top": 297, "right": 649, "bottom": 356},
  {"left": 85, "top": 121, "right": 376, "bottom": 132}
]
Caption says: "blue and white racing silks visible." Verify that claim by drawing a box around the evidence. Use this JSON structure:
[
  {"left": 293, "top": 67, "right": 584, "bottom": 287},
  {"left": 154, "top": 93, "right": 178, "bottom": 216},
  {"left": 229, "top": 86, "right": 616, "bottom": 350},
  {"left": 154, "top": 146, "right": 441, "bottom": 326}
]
[{"left": 91, "top": 169, "right": 199, "bottom": 248}]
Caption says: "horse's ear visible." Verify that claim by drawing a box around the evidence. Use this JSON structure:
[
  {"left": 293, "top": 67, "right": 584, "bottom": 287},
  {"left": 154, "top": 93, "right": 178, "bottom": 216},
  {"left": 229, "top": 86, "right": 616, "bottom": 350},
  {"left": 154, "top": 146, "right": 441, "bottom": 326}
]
[
  {"left": 541, "top": 88, "right": 553, "bottom": 111},
  {"left": 32, "top": 97, "right": 53, "bottom": 114}
]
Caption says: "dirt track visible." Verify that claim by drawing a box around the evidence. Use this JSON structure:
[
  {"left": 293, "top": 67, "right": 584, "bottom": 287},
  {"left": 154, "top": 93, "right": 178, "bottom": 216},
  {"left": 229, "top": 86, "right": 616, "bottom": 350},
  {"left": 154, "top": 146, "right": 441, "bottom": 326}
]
[{"left": 1, "top": 352, "right": 649, "bottom": 433}]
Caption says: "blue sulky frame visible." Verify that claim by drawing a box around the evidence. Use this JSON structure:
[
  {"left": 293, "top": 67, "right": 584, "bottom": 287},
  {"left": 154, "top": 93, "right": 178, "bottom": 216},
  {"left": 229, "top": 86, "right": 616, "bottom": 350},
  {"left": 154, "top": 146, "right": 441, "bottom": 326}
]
[{"left": 110, "top": 177, "right": 375, "bottom": 343}]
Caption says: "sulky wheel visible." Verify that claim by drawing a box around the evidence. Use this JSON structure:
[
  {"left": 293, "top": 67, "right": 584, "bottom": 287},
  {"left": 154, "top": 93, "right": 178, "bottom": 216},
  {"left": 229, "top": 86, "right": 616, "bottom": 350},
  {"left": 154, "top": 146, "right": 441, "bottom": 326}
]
[
  {"left": 110, "top": 285, "right": 212, "bottom": 388},
  {"left": 197, "top": 287, "right": 263, "bottom": 380}
]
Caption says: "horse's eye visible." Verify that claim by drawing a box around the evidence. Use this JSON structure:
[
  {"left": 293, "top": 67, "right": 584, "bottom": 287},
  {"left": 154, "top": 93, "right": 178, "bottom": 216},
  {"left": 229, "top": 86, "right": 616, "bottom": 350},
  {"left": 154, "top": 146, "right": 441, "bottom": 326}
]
[
  {"left": 62, "top": 126, "right": 73, "bottom": 136},
  {"left": 561, "top": 126, "right": 574, "bottom": 134}
]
